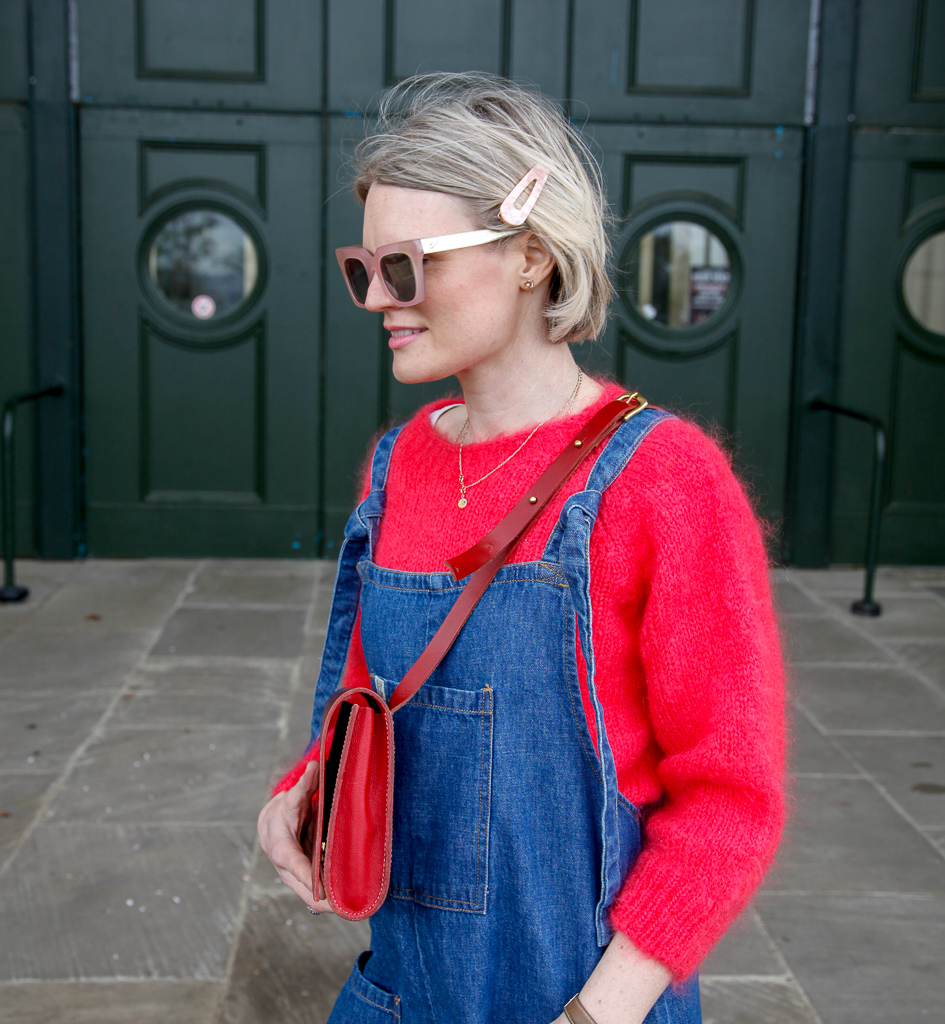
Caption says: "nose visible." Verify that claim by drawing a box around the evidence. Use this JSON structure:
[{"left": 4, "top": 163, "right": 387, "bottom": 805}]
[{"left": 364, "top": 270, "right": 394, "bottom": 312}]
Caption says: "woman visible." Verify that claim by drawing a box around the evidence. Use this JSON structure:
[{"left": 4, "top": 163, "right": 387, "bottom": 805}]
[{"left": 258, "top": 73, "right": 785, "bottom": 1024}]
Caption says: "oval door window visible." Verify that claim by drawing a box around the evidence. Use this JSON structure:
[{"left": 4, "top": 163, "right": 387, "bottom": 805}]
[
  {"left": 902, "top": 230, "right": 945, "bottom": 338},
  {"left": 620, "top": 220, "right": 732, "bottom": 329},
  {"left": 147, "top": 210, "right": 259, "bottom": 321}
]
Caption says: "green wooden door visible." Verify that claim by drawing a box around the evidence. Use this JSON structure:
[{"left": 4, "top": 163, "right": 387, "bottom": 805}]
[
  {"left": 78, "top": 3, "right": 324, "bottom": 557},
  {"left": 830, "top": 1, "right": 945, "bottom": 563},
  {"left": 321, "top": 0, "right": 812, "bottom": 545},
  {"left": 81, "top": 110, "right": 322, "bottom": 556}
]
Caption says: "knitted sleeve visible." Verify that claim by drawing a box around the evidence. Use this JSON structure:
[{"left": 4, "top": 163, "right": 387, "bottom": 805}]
[{"left": 607, "top": 419, "right": 786, "bottom": 979}]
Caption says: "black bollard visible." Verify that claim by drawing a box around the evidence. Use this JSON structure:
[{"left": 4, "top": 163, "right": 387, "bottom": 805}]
[
  {"left": 809, "top": 399, "right": 887, "bottom": 617},
  {"left": 1, "top": 384, "right": 65, "bottom": 603}
]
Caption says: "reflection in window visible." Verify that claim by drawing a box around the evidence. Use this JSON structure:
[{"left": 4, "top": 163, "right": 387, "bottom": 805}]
[
  {"left": 148, "top": 210, "right": 258, "bottom": 319},
  {"left": 622, "top": 221, "right": 732, "bottom": 328},
  {"left": 903, "top": 231, "right": 945, "bottom": 337}
]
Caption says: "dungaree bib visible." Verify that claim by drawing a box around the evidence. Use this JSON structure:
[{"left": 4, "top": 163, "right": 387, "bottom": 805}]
[{"left": 311, "top": 408, "right": 702, "bottom": 1024}]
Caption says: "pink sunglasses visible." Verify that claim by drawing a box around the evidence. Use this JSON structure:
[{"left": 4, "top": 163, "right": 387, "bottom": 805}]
[
  {"left": 336, "top": 163, "right": 550, "bottom": 308},
  {"left": 336, "top": 228, "right": 517, "bottom": 308}
]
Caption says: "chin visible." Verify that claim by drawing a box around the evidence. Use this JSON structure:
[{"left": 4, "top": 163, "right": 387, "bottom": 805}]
[{"left": 390, "top": 351, "right": 453, "bottom": 386}]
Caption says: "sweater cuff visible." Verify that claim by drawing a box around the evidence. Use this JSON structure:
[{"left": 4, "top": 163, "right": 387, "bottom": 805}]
[
  {"left": 608, "top": 848, "right": 765, "bottom": 980},
  {"left": 271, "top": 742, "right": 320, "bottom": 796}
]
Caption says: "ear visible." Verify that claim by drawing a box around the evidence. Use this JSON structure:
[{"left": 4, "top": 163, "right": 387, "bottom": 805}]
[{"left": 517, "top": 232, "right": 556, "bottom": 289}]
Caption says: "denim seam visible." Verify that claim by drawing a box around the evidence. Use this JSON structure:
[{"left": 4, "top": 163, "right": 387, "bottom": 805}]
[
  {"left": 388, "top": 887, "right": 479, "bottom": 905},
  {"left": 390, "top": 892, "right": 487, "bottom": 913},
  {"left": 475, "top": 686, "right": 491, "bottom": 905},
  {"left": 351, "top": 987, "right": 400, "bottom": 1020},
  {"left": 361, "top": 576, "right": 567, "bottom": 594},
  {"left": 564, "top": 648, "right": 603, "bottom": 786},
  {"left": 398, "top": 704, "right": 490, "bottom": 714}
]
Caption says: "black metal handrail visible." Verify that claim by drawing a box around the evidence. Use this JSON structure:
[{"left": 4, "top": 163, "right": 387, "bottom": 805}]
[
  {"left": 1, "top": 383, "right": 65, "bottom": 603},
  {"left": 809, "top": 398, "right": 887, "bottom": 616}
]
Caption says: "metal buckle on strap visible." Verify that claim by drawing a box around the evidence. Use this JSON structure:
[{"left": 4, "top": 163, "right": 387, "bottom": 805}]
[{"left": 617, "top": 391, "right": 649, "bottom": 421}]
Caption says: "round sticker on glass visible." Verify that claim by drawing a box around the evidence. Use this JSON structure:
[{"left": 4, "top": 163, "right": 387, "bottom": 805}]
[{"left": 191, "top": 294, "right": 217, "bottom": 320}]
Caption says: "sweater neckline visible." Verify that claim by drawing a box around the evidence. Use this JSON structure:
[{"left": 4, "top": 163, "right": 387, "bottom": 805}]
[{"left": 416, "top": 380, "right": 627, "bottom": 454}]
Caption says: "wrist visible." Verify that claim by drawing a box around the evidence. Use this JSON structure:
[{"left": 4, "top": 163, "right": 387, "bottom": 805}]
[{"left": 563, "top": 993, "right": 599, "bottom": 1024}]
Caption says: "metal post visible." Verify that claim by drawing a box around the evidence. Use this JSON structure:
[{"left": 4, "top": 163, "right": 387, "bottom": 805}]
[
  {"left": 809, "top": 398, "right": 887, "bottom": 616},
  {"left": 1, "top": 384, "right": 65, "bottom": 603}
]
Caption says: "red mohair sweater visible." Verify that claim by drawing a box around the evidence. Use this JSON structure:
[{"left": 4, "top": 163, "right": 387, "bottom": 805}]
[{"left": 276, "top": 382, "right": 786, "bottom": 980}]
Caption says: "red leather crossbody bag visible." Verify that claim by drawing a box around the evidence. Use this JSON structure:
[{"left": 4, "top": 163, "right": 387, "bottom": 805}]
[{"left": 312, "top": 393, "right": 648, "bottom": 920}]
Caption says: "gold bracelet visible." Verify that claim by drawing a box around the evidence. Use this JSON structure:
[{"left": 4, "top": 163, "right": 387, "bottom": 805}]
[{"left": 563, "top": 993, "right": 599, "bottom": 1024}]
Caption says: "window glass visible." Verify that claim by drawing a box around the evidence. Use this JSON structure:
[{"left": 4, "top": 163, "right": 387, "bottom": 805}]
[
  {"left": 621, "top": 220, "right": 732, "bottom": 328},
  {"left": 903, "top": 230, "right": 945, "bottom": 337},
  {"left": 148, "top": 210, "right": 259, "bottom": 320}
]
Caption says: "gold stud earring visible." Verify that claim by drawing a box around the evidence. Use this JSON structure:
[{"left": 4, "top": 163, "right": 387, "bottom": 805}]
[{"left": 522, "top": 280, "right": 534, "bottom": 291}]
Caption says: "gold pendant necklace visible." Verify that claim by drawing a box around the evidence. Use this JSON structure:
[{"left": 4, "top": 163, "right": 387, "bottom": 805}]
[{"left": 456, "top": 368, "right": 583, "bottom": 510}]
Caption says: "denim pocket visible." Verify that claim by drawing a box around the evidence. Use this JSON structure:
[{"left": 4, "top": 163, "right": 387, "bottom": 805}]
[
  {"left": 375, "top": 676, "right": 493, "bottom": 913},
  {"left": 331, "top": 951, "right": 401, "bottom": 1022}
]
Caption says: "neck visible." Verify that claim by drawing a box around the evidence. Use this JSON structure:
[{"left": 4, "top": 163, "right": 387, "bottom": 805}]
[{"left": 454, "top": 337, "right": 602, "bottom": 443}]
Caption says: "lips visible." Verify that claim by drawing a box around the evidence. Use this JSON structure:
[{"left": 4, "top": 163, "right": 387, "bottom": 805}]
[{"left": 386, "top": 325, "right": 427, "bottom": 349}]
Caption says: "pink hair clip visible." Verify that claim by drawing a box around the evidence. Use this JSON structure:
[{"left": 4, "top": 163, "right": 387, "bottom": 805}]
[{"left": 499, "top": 164, "right": 549, "bottom": 226}]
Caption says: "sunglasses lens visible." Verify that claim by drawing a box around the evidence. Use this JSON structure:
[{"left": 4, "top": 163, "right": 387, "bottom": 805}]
[
  {"left": 380, "top": 252, "right": 417, "bottom": 303},
  {"left": 343, "top": 258, "right": 370, "bottom": 304}
]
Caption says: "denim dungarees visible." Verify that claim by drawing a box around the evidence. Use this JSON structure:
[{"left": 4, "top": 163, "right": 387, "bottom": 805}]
[{"left": 311, "top": 407, "right": 702, "bottom": 1024}]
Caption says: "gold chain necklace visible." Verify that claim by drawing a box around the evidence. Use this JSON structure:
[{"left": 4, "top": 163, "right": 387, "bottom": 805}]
[{"left": 455, "top": 368, "right": 583, "bottom": 509}]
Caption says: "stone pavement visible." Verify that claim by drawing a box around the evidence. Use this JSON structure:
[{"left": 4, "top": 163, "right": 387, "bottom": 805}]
[{"left": 0, "top": 559, "right": 943, "bottom": 1024}]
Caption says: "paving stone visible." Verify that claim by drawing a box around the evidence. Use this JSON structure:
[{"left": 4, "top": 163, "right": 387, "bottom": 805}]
[
  {"left": 756, "top": 893, "right": 945, "bottom": 1024},
  {"left": 791, "top": 664, "right": 945, "bottom": 733},
  {"left": 838, "top": 735, "right": 945, "bottom": 827},
  {"left": 0, "top": 693, "right": 113, "bottom": 772},
  {"left": 770, "top": 573, "right": 824, "bottom": 616},
  {"left": 888, "top": 641, "right": 945, "bottom": 690},
  {"left": 0, "top": 629, "right": 151, "bottom": 695},
  {"left": 765, "top": 776, "right": 945, "bottom": 893},
  {"left": 49, "top": 726, "right": 280, "bottom": 825},
  {"left": 185, "top": 564, "right": 316, "bottom": 608},
  {"left": 699, "top": 978, "right": 815, "bottom": 1024},
  {"left": 700, "top": 907, "right": 783, "bottom": 977},
  {"left": 24, "top": 562, "right": 192, "bottom": 631},
  {"left": 152, "top": 609, "right": 306, "bottom": 659},
  {"left": 782, "top": 616, "right": 892, "bottom": 665},
  {"left": 117, "top": 664, "right": 292, "bottom": 729},
  {"left": 926, "top": 828, "right": 945, "bottom": 855},
  {"left": 0, "top": 823, "right": 253, "bottom": 981},
  {"left": 788, "top": 710, "right": 854, "bottom": 774},
  {"left": 219, "top": 894, "right": 369, "bottom": 1024},
  {"left": 0, "top": 979, "right": 221, "bottom": 1023},
  {"left": 821, "top": 595, "right": 945, "bottom": 642},
  {"left": 0, "top": 773, "right": 57, "bottom": 856}
]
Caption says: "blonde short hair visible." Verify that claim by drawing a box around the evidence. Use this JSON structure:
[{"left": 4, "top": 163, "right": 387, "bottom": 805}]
[{"left": 352, "top": 73, "right": 612, "bottom": 344}]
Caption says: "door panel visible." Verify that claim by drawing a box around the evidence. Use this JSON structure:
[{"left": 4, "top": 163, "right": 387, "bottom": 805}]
[
  {"left": 591, "top": 124, "right": 803, "bottom": 521},
  {"left": 77, "top": 0, "right": 322, "bottom": 110},
  {"left": 0, "top": 0, "right": 27, "bottom": 101},
  {"left": 327, "top": 0, "right": 570, "bottom": 113},
  {"left": 0, "top": 105, "right": 34, "bottom": 554},
  {"left": 832, "top": 130, "right": 945, "bottom": 563},
  {"left": 82, "top": 109, "right": 321, "bottom": 556},
  {"left": 856, "top": 0, "right": 945, "bottom": 127},
  {"left": 571, "top": 0, "right": 811, "bottom": 124}
]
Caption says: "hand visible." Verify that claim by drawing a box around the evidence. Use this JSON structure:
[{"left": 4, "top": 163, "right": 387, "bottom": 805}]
[{"left": 257, "top": 761, "right": 334, "bottom": 914}]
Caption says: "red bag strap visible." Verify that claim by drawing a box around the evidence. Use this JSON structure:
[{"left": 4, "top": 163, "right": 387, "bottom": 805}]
[{"left": 385, "top": 392, "right": 647, "bottom": 713}]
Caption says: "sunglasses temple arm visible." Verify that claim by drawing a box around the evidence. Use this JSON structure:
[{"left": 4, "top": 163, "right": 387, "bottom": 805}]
[{"left": 420, "top": 228, "right": 517, "bottom": 255}]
